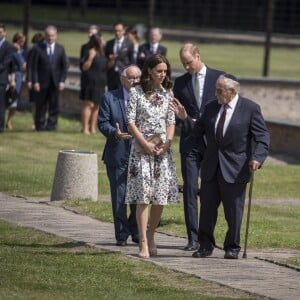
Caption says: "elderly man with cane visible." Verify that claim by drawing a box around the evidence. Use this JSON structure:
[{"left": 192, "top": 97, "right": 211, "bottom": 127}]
[{"left": 171, "top": 74, "right": 270, "bottom": 259}]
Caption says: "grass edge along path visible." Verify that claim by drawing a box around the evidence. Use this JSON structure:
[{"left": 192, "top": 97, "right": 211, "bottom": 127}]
[{"left": 0, "top": 219, "right": 259, "bottom": 300}]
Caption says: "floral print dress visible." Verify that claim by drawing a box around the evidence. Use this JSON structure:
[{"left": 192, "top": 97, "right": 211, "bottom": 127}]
[{"left": 125, "top": 85, "right": 178, "bottom": 205}]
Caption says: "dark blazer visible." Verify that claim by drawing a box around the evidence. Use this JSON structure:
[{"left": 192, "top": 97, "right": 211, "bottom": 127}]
[
  {"left": 187, "top": 96, "right": 270, "bottom": 183},
  {"left": 98, "top": 88, "right": 132, "bottom": 167},
  {"left": 105, "top": 38, "right": 134, "bottom": 71},
  {"left": 25, "top": 46, "right": 36, "bottom": 83},
  {"left": 32, "top": 41, "right": 68, "bottom": 88},
  {"left": 173, "top": 67, "right": 224, "bottom": 154},
  {"left": 0, "top": 40, "right": 15, "bottom": 85},
  {"left": 137, "top": 43, "right": 167, "bottom": 69}
]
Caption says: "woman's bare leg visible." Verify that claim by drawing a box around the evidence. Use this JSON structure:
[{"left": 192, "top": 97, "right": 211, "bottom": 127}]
[
  {"left": 147, "top": 205, "right": 164, "bottom": 256},
  {"left": 136, "top": 204, "right": 149, "bottom": 258}
]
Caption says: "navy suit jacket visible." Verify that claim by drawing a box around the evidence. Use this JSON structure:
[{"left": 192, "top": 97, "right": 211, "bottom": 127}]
[
  {"left": 98, "top": 88, "right": 132, "bottom": 168},
  {"left": 186, "top": 96, "right": 270, "bottom": 184},
  {"left": 32, "top": 41, "right": 68, "bottom": 88},
  {"left": 137, "top": 43, "right": 167, "bottom": 69},
  {"left": 0, "top": 40, "right": 15, "bottom": 85},
  {"left": 173, "top": 66, "right": 224, "bottom": 154}
]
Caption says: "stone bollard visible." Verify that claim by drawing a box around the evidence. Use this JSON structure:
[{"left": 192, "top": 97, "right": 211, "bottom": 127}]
[{"left": 51, "top": 150, "right": 98, "bottom": 201}]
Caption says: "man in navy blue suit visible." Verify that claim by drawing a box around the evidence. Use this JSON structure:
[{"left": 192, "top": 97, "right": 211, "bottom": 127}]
[
  {"left": 98, "top": 65, "right": 141, "bottom": 246},
  {"left": 171, "top": 74, "right": 270, "bottom": 259},
  {"left": 173, "top": 43, "right": 224, "bottom": 251}
]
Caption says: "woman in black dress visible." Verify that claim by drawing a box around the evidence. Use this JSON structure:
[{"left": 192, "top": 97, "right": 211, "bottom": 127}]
[{"left": 80, "top": 34, "right": 107, "bottom": 134}]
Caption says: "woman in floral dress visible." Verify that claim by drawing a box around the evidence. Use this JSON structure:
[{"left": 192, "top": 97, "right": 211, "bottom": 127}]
[{"left": 125, "top": 54, "right": 178, "bottom": 258}]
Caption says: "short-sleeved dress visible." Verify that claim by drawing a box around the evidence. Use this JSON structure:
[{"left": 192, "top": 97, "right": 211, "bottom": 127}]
[{"left": 125, "top": 85, "right": 178, "bottom": 205}]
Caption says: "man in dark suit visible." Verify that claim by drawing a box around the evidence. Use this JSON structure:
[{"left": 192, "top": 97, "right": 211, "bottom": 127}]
[
  {"left": 172, "top": 74, "right": 270, "bottom": 259},
  {"left": 105, "top": 22, "right": 134, "bottom": 91},
  {"left": 173, "top": 43, "right": 224, "bottom": 251},
  {"left": 98, "top": 65, "right": 141, "bottom": 246},
  {"left": 137, "top": 27, "right": 167, "bottom": 70},
  {"left": 32, "top": 25, "right": 68, "bottom": 131},
  {"left": 0, "top": 23, "right": 15, "bottom": 133}
]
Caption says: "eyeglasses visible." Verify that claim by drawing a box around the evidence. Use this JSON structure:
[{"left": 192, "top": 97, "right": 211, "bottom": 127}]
[
  {"left": 124, "top": 75, "right": 141, "bottom": 81},
  {"left": 216, "top": 88, "right": 228, "bottom": 94}
]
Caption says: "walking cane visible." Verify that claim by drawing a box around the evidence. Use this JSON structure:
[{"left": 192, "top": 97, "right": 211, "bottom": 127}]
[{"left": 242, "top": 170, "right": 254, "bottom": 259}]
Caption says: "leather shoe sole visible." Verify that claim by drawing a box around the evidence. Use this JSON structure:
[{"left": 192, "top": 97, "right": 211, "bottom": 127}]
[
  {"left": 183, "top": 242, "right": 199, "bottom": 251},
  {"left": 116, "top": 241, "right": 127, "bottom": 246},
  {"left": 224, "top": 250, "right": 239, "bottom": 259},
  {"left": 192, "top": 249, "right": 213, "bottom": 258}
]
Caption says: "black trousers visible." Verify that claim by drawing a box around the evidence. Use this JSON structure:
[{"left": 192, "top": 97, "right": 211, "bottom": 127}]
[
  {"left": 35, "top": 83, "right": 59, "bottom": 131},
  {"left": 198, "top": 166, "right": 246, "bottom": 252},
  {"left": 181, "top": 150, "right": 201, "bottom": 243}
]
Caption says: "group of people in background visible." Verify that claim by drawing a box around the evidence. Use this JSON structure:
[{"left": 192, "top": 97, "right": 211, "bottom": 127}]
[
  {"left": 80, "top": 23, "right": 167, "bottom": 134},
  {"left": 0, "top": 22, "right": 270, "bottom": 260},
  {"left": 0, "top": 23, "right": 68, "bottom": 132}
]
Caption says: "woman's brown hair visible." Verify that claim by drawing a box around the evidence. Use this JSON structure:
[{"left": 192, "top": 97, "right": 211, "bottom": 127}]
[{"left": 140, "top": 54, "right": 172, "bottom": 94}]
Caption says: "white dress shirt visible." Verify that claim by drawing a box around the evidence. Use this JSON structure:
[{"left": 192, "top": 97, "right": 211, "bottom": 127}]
[{"left": 215, "top": 94, "right": 239, "bottom": 137}]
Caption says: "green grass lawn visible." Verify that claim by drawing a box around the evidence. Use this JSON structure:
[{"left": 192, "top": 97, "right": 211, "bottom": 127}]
[
  {"left": 0, "top": 112, "right": 299, "bottom": 299},
  {"left": 1, "top": 220, "right": 255, "bottom": 300},
  {"left": 0, "top": 112, "right": 299, "bottom": 252}
]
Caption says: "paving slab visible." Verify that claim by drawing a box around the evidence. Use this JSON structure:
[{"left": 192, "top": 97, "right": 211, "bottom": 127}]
[{"left": 0, "top": 193, "right": 299, "bottom": 300}]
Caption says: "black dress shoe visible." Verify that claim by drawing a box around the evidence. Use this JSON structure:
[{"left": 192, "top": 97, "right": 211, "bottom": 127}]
[
  {"left": 183, "top": 241, "right": 199, "bottom": 251},
  {"left": 116, "top": 240, "right": 127, "bottom": 246},
  {"left": 224, "top": 250, "right": 239, "bottom": 259},
  {"left": 131, "top": 236, "right": 139, "bottom": 244},
  {"left": 192, "top": 248, "right": 213, "bottom": 258}
]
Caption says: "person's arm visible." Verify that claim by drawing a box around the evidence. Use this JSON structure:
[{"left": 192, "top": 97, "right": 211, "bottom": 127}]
[
  {"left": 249, "top": 104, "right": 270, "bottom": 171},
  {"left": 82, "top": 48, "right": 96, "bottom": 71},
  {"left": 127, "top": 122, "right": 158, "bottom": 155}
]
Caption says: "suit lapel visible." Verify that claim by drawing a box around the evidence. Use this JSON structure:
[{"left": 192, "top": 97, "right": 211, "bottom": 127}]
[{"left": 116, "top": 89, "right": 126, "bottom": 123}]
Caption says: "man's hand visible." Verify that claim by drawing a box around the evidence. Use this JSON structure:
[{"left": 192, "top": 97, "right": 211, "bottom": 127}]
[
  {"left": 59, "top": 82, "right": 65, "bottom": 91},
  {"left": 115, "top": 123, "right": 132, "bottom": 140},
  {"left": 34, "top": 83, "right": 40, "bottom": 92},
  {"left": 249, "top": 160, "right": 261, "bottom": 171},
  {"left": 170, "top": 98, "right": 187, "bottom": 120}
]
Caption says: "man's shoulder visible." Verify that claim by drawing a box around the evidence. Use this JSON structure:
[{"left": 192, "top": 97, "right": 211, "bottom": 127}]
[
  {"left": 2, "top": 40, "right": 15, "bottom": 52},
  {"left": 238, "top": 96, "right": 260, "bottom": 110},
  {"left": 106, "top": 39, "right": 115, "bottom": 46},
  {"left": 139, "top": 43, "right": 149, "bottom": 50},
  {"left": 103, "top": 88, "right": 123, "bottom": 99},
  {"left": 206, "top": 66, "right": 225, "bottom": 76},
  {"left": 174, "top": 72, "right": 191, "bottom": 85}
]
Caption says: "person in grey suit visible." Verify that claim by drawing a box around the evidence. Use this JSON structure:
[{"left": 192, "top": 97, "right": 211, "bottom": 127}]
[
  {"left": 98, "top": 65, "right": 141, "bottom": 246},
  {"left": 32, "top": 25, "right": 68, "bottom": 131},
  {"left": 173, "top": 43, "right": 224, "bottom": 251},
  {"left": 105, "top": 22, "right": 134, "bottom": 91},
  {"left": 0, "top": 23, "right": 15, "bottom": 133},
  {"left": 171, "top": 74, "right": 270, "bottom": 259}
]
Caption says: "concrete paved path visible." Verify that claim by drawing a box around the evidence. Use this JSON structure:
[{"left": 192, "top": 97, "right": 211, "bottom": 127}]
[{"left": 1, "top": 193, "right": 299, "bottom": 300}]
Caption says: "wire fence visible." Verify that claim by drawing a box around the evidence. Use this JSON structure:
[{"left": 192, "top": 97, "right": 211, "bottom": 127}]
[{"left": 30, "top": 0, "right": 300, "bottom": 35}]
